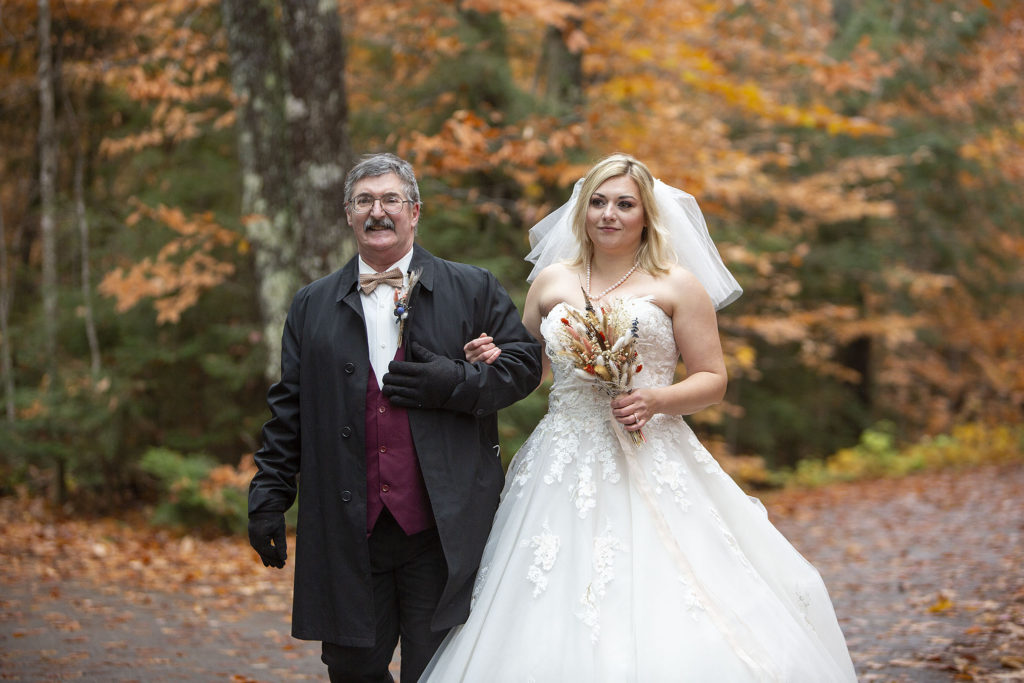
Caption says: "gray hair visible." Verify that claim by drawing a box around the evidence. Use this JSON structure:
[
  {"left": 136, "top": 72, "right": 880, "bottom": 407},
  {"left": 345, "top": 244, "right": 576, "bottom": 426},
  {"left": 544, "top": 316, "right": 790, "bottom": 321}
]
[{"left": 343, "top": 153, "right": 421, "bottom": 206}]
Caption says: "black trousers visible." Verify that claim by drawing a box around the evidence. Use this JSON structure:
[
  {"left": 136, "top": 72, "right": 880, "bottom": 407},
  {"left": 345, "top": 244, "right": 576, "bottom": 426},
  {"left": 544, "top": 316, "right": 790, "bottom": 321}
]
[{"left": 322, "top": 508, "right": 449, "bottom": 683}]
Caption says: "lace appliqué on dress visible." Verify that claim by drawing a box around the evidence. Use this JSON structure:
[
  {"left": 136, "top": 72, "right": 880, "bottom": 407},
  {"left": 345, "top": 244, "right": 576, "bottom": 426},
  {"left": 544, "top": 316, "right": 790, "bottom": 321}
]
[
  {"left": 508, "top": 420, "right": 546, "bottom": 497},
  {"left": 562, "top": 421, "right": 623, "bottom": 517},
  {"left": 648, "top": 434, "right": 692, "bottom": 511},
  {"left": 541, "top": 425, "right": 577, "bottom": 487},
  {"left": 710, "top": 507, "right": 756, "bottom": 575},
  {"left": 542, "top": 361, "right": 624, "bottom": 517},
  {"left": 678, "top": 574, "right": 707, "bottom": 621},
  {"left": 471, "top": 565, "right": 489, "bottom": 610},
  {"left": 575, "top": 520, "right": 627, "bottom": 643},
  {"left": 523, "top": 521, "right": 560, "bottom": 597},
  {"left": 793, "top": 582, "right": 818, "bottom": 630},
  {"left": 690, "top": 432, "right": 727, "bottom": 477}
]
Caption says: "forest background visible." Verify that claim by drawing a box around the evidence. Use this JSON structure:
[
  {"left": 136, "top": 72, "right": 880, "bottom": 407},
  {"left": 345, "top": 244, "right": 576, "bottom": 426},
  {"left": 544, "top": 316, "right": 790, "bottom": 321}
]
[{"left": 0, "top": 0, "right": 1021, "bottom": 531}]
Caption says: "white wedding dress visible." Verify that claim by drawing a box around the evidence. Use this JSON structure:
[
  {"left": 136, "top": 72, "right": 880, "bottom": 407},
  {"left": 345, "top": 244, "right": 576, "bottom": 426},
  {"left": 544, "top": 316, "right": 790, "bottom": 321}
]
[{"left": 421, "top": 299, "right": 857, "bottom": 682}]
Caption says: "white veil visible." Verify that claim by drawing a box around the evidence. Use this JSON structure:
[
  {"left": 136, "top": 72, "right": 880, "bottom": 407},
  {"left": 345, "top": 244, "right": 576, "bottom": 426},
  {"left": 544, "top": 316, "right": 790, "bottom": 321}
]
[{"left": 525, "top": 178, "right": 743, "bottom": 310}]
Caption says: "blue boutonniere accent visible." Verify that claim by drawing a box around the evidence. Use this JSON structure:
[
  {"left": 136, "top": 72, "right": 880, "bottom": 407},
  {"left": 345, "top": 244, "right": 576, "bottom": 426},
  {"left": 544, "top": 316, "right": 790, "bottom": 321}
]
[{"left": 393, "top": 268, "right": 422, "bottom": 347}]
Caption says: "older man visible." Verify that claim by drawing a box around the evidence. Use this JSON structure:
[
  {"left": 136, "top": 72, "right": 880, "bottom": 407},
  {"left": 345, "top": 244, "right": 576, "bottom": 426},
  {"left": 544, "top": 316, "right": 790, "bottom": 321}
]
[{"left": 248, "top": 153, "right": 542, "bottom": 682}]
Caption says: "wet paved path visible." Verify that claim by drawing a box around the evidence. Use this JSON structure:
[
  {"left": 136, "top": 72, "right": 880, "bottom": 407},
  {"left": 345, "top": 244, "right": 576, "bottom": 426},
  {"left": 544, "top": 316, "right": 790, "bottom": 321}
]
[{"left": 2, "top": 462, "right": 1021, "bottom": 681}]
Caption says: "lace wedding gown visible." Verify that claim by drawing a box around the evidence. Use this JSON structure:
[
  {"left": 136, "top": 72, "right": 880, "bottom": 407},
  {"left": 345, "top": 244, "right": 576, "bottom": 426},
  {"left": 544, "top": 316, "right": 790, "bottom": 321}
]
[{"left": 422, "top": 299, "right": 857, "bottom": 682}]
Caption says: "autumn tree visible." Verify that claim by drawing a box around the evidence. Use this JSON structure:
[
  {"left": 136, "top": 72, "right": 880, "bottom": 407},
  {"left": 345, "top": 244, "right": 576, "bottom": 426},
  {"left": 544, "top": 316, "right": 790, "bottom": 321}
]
[
  {"left": 220, "top": 0, "right": 355, "bottom": 378},
  {"left": 842, "top": 0, "right": 1024, "bottom": 437},
  {"left": 690, "top": 0, "right": 1023, "bottom": 461},
  {"left": 100, "top": 0, "right": 354, "bottom": 378},
  {"left": 0, "top": 0, "right": 268, "bottom": 504},
  {"left": 374, "top": 0, "right": 1020, "bottom": 464},
  {"left": 279, "top": 0, "right": 353, "bottom": 280},
  {"left": 220, "top": 0, "right": 298, "bottom": 379},
  {"left": 1, "top": 0, "right": 1020, "bottom": 511}
]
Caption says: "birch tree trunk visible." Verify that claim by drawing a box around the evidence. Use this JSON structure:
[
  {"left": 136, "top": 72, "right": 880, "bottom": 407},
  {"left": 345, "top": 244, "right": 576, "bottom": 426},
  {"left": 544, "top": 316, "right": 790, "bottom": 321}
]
[
  {"left": 0, "top": 199, "right": 14, "bottom": 422},
  {"left": 38, "top": 0, "right": 58, "bottom": 369},
  {"left": 279, "top": 0, "right": 354, "bottom": 281},
  {"left": 61, "top": 88, "right": 102, "bottom": 379},
  {"left": 73, "top": 138, "right": 101, "bottom": 379},
  {"left": 37, "top": 0, "right": 64, "bottom": 502},
  {"left": 221, "top": 0, "right": 300, "bottom": 380}
]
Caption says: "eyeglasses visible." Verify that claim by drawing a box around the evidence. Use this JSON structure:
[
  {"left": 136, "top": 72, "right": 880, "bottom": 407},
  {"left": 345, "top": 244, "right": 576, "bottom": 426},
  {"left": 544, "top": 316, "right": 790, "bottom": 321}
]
[{"left": 347, "top": 193, "right": 415, "bottom": 215}]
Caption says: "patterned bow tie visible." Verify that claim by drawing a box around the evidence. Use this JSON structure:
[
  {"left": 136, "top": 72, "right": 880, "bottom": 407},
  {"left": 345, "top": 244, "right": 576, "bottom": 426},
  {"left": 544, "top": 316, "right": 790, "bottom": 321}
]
[{"left": 359, "top": 268, "right": 405, "bottom": 294}]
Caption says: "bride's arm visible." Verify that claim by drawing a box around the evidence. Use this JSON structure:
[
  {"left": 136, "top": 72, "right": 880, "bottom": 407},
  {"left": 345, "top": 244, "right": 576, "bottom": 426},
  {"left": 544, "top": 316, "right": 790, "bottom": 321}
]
[
  {"left": 464, "top": 271, "right": 552, "bottom": 384},
  {"left": 610, "top": 268, "right": 727, "bottom": 430}
]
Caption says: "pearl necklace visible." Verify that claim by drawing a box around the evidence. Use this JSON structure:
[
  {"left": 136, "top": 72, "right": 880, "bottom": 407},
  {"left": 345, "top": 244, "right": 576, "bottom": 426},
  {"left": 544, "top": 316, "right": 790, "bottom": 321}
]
[{"left": 586, "top": 261, "right": 639, "bottom": 300}]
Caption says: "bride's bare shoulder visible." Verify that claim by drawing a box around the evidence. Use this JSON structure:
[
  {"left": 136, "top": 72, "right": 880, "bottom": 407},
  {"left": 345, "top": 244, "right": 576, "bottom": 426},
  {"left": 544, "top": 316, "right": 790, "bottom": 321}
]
[
  {"left": 532, "top": 262, "right": 583, "bottom": 296},
  {"left": 532, "top": 262, "right": 583, "bottom": 315},
  {"left": 534, "top": 261, "right": 580, "bottom": 285},
  {"left": 651, "top": 265, "right": 713, "bottom": 316},
  {"left": 665, "top": 264, "right": 705, "bottom": 291}
]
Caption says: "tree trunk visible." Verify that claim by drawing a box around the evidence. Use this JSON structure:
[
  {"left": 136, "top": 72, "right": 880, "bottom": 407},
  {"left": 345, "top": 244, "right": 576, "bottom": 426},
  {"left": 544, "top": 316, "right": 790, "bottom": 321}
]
[
  {"left": 62, "top": 87, "right": 102, "bottom": 379},
  {"left": 535, "top": 2, "right": 583, "bottom": 110},
  {"left": 221, "top": 0, "right": 301, "bottom": 380},
  {"left": 37, "top": 0, "right": 58, "bottom": 368},
  {"left": 0, "top": 199, "right": 14, "bottom": 422},
  {"left": 74, "top": 134, "right": 101, "bottom": 379},
  {"left": 279, "top": 0, "right": 354, "bottom": 281},
  {"left": 37, "top": 0, "right": 64, "bottom": 503}
]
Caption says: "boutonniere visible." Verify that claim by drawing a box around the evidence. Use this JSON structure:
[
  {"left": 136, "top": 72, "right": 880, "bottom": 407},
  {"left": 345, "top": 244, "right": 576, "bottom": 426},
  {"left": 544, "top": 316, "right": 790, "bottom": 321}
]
[{"left": 393, "top": 268, "right": 422, "bottom": 347}]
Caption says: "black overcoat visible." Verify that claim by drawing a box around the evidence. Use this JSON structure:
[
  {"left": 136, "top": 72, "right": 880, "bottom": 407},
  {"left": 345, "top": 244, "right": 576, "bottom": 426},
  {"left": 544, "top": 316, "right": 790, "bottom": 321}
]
[{"left": 248, "top": 244, "right": 543, "bottom": 646}]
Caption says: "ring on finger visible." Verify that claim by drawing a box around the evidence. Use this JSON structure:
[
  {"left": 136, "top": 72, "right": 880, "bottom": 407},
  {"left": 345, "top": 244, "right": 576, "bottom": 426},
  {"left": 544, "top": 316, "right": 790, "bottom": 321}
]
[{"left": 633, "top": 413, "right": 640, "bottom": 424}]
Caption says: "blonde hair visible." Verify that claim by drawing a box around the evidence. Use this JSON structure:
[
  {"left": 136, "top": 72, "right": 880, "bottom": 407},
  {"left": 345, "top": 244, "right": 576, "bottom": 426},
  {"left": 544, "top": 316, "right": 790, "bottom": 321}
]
[{"left": 569, "top": 153, "right": 674, "bottom": 275}]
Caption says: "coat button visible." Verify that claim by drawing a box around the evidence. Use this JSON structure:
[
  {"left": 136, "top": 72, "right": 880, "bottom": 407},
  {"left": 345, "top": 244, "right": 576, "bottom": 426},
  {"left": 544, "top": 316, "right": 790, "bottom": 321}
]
[
  {"left": 340, "top": 490, "right": 352, "bottom": 502},
  {"left": 340, "top": 426, "right": 352, "bottom": 438},
  {"left": 381, "top": 484, "right": 390, "bottom": 493},
  {"left": 344, "top": 363, "right": 355, "bottom": 374}
]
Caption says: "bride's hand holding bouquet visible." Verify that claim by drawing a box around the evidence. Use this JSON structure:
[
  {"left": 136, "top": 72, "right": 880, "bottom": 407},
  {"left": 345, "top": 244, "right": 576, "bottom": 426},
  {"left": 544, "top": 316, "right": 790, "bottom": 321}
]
[{"left": 554, "top": 287, "right": 646, "bottom": 446}]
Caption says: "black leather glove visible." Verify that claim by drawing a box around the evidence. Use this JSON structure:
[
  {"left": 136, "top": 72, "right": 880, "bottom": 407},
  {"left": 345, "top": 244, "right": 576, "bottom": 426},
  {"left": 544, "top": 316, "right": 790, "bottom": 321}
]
[
  {"left": 248, "top": 512, "right": 287, "bottom": 568},
  {"left": 382, "top": 341, "right": 465, "bottom": 409}
]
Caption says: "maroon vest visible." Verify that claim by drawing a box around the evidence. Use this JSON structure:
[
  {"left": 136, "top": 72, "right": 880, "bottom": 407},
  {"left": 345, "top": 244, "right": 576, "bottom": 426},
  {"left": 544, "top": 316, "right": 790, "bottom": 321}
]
[{"left": 365, "top": 346, "right": 434, "bottom": 536}]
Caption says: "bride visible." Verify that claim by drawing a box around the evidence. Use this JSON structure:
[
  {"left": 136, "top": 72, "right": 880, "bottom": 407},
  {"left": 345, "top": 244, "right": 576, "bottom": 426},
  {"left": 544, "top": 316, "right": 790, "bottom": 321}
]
[{"left": 421, "top": 154, "right": 857, "bottom": 682}]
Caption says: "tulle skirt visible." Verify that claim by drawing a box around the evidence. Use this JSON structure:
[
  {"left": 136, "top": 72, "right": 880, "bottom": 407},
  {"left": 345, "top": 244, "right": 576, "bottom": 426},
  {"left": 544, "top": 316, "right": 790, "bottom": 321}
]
[{"left": 421, "top": 409, "right": 857, "bottom": 682}]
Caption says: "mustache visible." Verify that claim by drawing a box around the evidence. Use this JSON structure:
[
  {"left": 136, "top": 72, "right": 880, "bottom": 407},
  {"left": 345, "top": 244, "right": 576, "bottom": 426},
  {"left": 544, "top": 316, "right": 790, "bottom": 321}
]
[{"left": 363, "top": 216, "right": 396, "bottom": 231}]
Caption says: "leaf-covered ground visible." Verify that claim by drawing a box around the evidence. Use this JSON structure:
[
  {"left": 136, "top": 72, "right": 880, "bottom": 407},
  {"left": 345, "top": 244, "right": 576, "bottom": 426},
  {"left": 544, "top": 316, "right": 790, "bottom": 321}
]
[
  {"left": 2, "top": 462, "right": 1022, "bottom": 681},
  {"left": 765, "top": 463, "right": 1024, "bottom": 682}
]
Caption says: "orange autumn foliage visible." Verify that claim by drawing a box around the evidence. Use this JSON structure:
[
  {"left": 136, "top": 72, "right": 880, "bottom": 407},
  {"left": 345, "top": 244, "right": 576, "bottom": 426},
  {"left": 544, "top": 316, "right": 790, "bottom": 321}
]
[
  {"left": 98, "top": 202, "right": 239, "bottom": 324},
  {"left": 5, "top": 0, "right": 1016, "bottom": 462}
]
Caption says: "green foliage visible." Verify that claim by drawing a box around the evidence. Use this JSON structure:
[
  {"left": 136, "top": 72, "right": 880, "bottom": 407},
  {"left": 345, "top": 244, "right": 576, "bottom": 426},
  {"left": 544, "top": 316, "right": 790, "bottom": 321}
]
[
  {"left": 780, "top": 422, "right": 1024, "bottom": 489},
  {"left": 0, "top": 84, "right": 265, "bottom": 506},
  {"left": 139, "top": 448, "right": 247, "bottom": 535},
  {"left": 725, "top": 341, "right": 870, "bottom": 469}
]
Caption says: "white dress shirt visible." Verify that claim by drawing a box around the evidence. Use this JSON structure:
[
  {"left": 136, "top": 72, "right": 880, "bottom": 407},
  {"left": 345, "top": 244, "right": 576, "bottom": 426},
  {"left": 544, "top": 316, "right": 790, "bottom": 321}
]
[{"left": 359, "top": 249, "right": 415, "bottom": 389}]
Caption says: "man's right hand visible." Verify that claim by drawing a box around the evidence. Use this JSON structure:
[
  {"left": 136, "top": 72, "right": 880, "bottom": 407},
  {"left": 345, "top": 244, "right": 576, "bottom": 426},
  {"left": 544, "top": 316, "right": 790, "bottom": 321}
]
[{"left": 248, "top": 512, "right": 287, "bottom": 568}]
